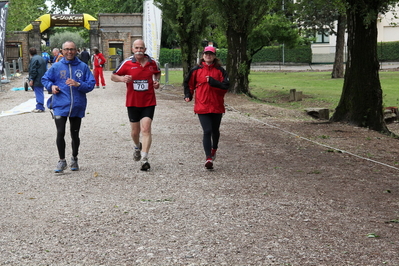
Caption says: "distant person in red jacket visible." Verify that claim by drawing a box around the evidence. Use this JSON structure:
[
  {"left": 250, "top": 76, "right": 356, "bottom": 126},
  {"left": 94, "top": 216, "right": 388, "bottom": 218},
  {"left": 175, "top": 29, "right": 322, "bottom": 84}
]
[
  {"left": 92, "top": 47, "right": 106, "bottom": 89},
  {"left": 184, "top": 46, "right": 230, "bottom": 170}
]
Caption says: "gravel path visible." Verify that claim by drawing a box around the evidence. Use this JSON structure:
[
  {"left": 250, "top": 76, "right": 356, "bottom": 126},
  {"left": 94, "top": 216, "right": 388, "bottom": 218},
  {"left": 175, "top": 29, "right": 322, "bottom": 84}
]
[{"left": 0, "top": 71, "right": 398, "bottom": 265}]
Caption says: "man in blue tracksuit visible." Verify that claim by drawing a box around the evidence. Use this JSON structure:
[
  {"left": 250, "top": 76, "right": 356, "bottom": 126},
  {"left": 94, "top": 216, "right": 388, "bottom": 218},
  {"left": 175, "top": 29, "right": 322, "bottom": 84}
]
[
  {"left": 42, "top": 41, "right": 96, "bottom": 173},
  {"left": 28, "top": 47, "right": 47, "bottom": 112}
]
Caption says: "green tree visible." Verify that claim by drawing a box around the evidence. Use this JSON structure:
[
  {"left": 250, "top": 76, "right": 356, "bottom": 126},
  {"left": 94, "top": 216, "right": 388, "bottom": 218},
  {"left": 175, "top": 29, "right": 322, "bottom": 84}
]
[
  {"left": 331, "top": 0, "right": 399, "bottom": 133},
  {"left": 248, "top": 14, "right": 300, "bottom": 64},
  {"left": 294, "top": 0, "right": 347, "bottom": 78},
  {"left": 49, "top": 30, "right": 85, "bottom": 49},
  {"left": 6, "top": 0, "right": 47, "bottom": 33},
  {"left": 154, "top": 0, "right": 210, "bottom": 79},
  {"left": 210, "top": 0, "right": 275, "bottom": 94},
  {"left": 160, "top": 19, "right": 179, "bottom": 49},
  {"left": 50, "top": 0, "right": 143, "bottom": 16}
]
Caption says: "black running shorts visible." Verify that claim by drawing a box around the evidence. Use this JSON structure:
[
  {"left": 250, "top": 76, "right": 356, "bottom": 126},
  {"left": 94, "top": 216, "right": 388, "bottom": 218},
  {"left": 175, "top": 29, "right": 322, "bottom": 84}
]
[{"left": 127, "top": 105, "right": 156, "bottom": 123}]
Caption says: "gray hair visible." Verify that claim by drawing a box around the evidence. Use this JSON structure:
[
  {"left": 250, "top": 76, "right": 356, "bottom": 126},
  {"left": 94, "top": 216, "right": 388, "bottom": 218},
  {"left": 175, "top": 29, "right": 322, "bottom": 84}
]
[{"left": 62, "top": 41, "right": 77, "bottom": 49}]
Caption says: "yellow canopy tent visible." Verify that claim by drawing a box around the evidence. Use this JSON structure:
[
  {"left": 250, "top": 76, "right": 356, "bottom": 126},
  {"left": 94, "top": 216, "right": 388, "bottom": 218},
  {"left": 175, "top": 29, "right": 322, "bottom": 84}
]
[{"left": 23, "top": 13, "right": 97, "bottom": 32}]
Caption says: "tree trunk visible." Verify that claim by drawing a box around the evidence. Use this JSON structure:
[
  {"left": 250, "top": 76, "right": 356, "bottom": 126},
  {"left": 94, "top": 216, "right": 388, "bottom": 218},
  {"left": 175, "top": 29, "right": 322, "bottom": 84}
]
[
  {"left": 331, "top": 5, "right": 389, "bottom": 133},
  {"left": 180, "top": 40, "right": 200, "bottom": 81},
  {"left": 331, "top": 14, "right": 346, "bottom": 79},
  {"left": 226, "top": 25, "right": 250, "bottom": 95}
]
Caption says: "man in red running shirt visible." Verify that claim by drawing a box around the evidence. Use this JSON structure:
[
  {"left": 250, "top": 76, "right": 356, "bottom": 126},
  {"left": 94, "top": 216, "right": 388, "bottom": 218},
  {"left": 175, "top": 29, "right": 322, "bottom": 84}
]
[{"left": 111, "top": 39, "right": 161, "bottom": 171}]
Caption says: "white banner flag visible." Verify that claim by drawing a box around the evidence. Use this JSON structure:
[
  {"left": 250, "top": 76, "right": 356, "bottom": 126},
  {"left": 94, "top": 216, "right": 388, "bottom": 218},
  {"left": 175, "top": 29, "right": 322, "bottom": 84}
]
[
  {"left": 143, "top": 0, "right": 162, "bottom": 62},
  {"left": 0, "top": 2, "right": 9, "bottom": 73}
]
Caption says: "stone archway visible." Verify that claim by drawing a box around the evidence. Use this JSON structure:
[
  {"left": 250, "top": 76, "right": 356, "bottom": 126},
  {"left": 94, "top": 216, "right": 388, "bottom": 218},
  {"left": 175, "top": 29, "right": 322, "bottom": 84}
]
[
  {"left": 22, "top": 13, "right": 98, "bottom": 58},
  {"left": 22, "top": 14, "right": 97, "bottom": 33},
  {"left": 5, "top": 14, "right": 97, "bottom": 71}
]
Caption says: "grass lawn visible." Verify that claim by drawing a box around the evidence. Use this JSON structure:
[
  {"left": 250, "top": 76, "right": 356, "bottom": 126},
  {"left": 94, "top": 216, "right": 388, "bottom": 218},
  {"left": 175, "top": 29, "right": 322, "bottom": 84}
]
[{"left": 163, "top": 69, "right": 399, "bottom": 111}]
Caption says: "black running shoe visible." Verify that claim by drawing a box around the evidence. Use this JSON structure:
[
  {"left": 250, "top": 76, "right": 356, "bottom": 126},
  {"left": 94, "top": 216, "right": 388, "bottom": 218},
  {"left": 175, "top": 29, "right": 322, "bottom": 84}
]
[{"left": 140, "top": 158, "right": 151, "bottom": 171}]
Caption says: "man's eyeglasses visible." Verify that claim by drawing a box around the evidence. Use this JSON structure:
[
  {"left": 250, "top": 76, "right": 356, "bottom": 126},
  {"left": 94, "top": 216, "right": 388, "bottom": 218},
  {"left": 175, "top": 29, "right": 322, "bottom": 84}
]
[{"left": 63, "top": 48, "right": 76, "bottom": 51}]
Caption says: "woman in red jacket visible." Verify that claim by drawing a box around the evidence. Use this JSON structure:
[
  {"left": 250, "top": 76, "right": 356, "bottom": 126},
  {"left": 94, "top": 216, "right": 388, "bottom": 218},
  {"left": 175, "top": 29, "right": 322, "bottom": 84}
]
[
  {"left": 92, "top": 47, "right": 106, "bottom": 89},
  {"left": 184, "top": 46, "right": 230, "bottom": 169}
]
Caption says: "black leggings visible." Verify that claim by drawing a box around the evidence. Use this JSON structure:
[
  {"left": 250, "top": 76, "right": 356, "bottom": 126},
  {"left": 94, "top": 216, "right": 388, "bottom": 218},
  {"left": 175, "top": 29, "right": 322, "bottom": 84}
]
[
  {"left": 54, "top": 116, "right": 82, "bottom": 159},
  {"left": 198, "top": 113, "right": 223, "bottom": 158}
]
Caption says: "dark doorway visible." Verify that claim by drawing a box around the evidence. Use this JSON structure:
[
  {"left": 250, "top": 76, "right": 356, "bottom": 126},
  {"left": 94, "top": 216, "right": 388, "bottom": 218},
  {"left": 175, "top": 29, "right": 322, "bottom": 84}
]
[{"left": 109, "top": 43, "right": 124, "bottom": 70}]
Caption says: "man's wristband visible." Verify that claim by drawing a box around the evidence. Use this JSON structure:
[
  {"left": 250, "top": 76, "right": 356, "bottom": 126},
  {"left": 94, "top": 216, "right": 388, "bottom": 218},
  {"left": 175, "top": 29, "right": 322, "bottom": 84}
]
[{"left": 154, "top": 79, "right": 160, "bottom": 82}]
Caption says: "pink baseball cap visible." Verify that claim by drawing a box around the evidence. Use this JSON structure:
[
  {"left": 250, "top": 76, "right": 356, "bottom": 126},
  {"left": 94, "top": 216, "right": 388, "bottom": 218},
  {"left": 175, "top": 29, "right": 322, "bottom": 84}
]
[{"left": 203, "top": 46, "right": 216, "bottom": 54}]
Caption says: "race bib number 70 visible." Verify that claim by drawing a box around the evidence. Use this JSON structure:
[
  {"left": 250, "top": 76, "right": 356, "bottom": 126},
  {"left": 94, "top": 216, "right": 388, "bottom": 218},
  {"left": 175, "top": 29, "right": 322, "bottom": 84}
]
[{"left": 133, "top": 80, "right": 149, "bottom": 91}]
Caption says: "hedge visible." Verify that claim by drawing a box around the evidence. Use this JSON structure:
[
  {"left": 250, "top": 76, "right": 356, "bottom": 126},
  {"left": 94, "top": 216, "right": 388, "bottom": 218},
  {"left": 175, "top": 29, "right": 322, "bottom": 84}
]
[
  {"left": 377, "top": 41, "right": 399, "bottom": 61},
  {"left": 251, "top": 45, "right": 311, "bottom": 64},
  {"left": 159, "top": 45, "right": 312, "bottom": 67},
  {"left": 159, "top": 48, "right": 182, "bottom": 67},
  {"left": 158, "top": 42, "right": 398, "bottom": 67}
]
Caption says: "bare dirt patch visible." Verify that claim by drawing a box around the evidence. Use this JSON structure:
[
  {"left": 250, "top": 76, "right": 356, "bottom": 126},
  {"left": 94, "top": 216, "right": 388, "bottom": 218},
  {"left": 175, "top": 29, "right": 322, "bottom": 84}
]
[
  {"left": 164, "top": 84, "right": 399, "bottom": 168},
  {"left": 161, "top": 84, "right": 399, "bottom": 265}
]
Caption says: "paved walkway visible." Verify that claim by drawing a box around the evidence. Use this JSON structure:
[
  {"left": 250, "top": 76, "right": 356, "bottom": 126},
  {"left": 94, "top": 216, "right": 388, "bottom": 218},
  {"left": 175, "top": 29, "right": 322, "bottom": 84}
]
[
  {"left": 165, "top": 61, "right": 399, "bottom": 73},
  {"left": 249, "top": 61, "right": 399, "bottom": 71}
]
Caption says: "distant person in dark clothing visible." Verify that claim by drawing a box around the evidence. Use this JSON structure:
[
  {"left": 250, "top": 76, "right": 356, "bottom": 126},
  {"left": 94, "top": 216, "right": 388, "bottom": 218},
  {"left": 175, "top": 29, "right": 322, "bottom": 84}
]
[
  {"left": 29, "top": 47, "right": 47, "bottom": 113},
  {"left": 80, "top": 48, "right": 90, "bottom": 65}
]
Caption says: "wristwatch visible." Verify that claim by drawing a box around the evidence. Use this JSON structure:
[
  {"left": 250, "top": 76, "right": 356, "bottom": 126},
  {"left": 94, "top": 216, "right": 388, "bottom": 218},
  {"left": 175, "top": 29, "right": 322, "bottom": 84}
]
[
  {"left": 154, "top": 79, "right": 160, "bottom": 82},
  {"left": 76, "top": 82, "right": 81, "bottom": 87}
]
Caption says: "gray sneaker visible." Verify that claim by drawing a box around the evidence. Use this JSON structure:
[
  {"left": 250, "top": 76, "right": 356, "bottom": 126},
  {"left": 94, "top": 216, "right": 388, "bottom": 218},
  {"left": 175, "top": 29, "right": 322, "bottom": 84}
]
[
  {"left": 70, "top": 157, "right": 79, "bottom": 171},
  {"left": 55, "top": 160, "right": 67, "bottom": 173},
  {"left": 140, "top": 157, "right": 151, "bottom": 171},
  {"left": 134, "top": 142, "right": 142, "bottom": 161}
]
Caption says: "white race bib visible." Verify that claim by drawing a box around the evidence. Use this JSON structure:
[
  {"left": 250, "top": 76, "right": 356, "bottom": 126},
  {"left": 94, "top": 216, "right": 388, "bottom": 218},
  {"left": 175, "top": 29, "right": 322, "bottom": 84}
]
[{"left": 133, "top": 80, "right": 149, "bottom": 91}]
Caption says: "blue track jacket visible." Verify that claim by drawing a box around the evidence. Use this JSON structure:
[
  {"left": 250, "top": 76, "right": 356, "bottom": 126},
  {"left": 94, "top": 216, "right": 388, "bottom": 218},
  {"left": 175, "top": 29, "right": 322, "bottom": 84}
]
[{"left": 42, "top": 57, "right": 95, "bottom": 118}]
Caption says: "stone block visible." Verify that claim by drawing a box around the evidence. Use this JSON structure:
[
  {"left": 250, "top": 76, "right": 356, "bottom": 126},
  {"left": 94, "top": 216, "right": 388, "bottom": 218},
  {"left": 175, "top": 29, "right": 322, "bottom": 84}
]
[{"left": 305, "top": 108, "right": 330, "bottom": 120}]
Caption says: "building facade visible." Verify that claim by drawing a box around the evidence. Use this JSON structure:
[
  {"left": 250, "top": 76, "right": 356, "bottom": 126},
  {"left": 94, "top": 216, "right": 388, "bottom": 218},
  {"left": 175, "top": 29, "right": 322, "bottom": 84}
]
[{"left": 312, "top": 9, "right": 399, "bottom": 63}]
